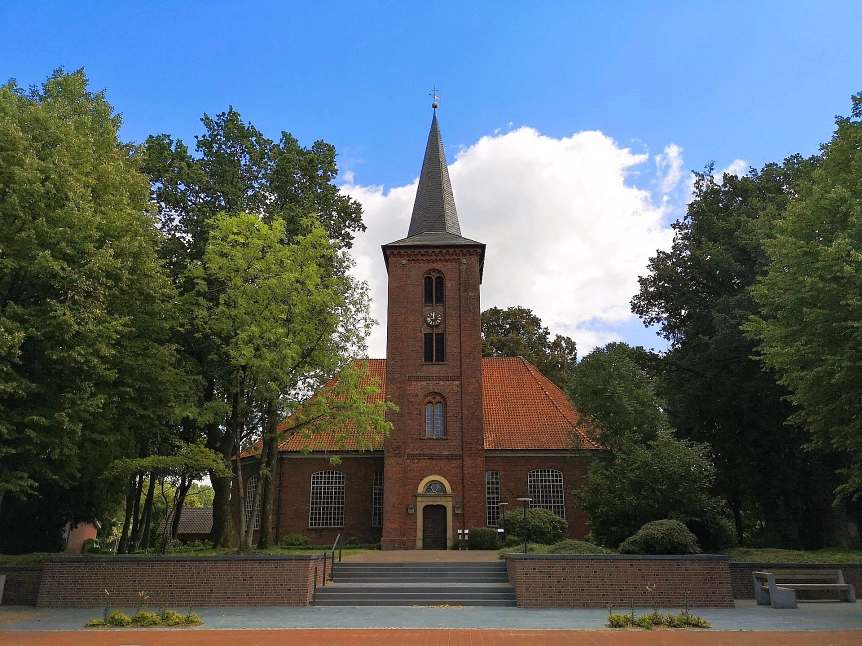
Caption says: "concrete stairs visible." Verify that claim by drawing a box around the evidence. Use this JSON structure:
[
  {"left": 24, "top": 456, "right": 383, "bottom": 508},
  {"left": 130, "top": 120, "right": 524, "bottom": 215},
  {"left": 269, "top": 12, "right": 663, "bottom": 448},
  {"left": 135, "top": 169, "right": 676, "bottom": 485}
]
[{"left": 313, "top": 561, "right": 516, "bottom": 606}]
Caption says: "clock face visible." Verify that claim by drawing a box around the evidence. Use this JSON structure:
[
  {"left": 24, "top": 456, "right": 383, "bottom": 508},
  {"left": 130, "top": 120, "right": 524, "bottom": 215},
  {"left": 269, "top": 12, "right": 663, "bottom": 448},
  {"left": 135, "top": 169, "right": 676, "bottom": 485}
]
[{"left": 425, "top": 310, "right": 442, "bottom": 327}]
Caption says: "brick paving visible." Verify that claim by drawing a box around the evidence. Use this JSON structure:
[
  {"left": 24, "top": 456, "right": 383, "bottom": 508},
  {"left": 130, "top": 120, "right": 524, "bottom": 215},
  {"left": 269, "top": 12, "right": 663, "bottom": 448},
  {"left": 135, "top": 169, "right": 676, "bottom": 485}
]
[{"left": 1, "top": 628, "right": 861, "bottom": 646}]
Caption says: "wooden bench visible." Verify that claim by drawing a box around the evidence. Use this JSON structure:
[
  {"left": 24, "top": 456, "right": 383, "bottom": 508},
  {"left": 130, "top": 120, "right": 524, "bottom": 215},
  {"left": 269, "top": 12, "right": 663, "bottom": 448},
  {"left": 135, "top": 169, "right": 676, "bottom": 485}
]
[{"left": 753, "top": 569, "right": 856, "bottom": 609}]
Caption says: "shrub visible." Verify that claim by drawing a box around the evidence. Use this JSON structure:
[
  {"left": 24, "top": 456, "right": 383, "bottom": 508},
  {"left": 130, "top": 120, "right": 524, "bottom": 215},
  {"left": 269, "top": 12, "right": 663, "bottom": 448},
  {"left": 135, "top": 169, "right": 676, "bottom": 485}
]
[
  {"left": 344, "top": 537, "right": 360, "bottom": 547},
  {"left": 618, "top": 519, "right": 701, "bottom": 555},
  {"left": 500, "top": 508, "right": 568, "bottom": 545},
  {"left": 546, "top": 539, "right": 611, "bottom": 554},
  {"left": 686, "top": 515, "right": 737, "bottom": 553},
  {"left": 131, "top": 610, "right": 161, "bottom": 627},
  {"left": 82, "top": 538, "right": 101, "bottom": 554},
  {"left": 468, "top": 527, "right": 499, "bottom": 550},
  {"left": 160, "top": 609, "right": 187, "bottom": 626},
  {"left": 106, "top": 611, "right": 131, "bottom": 627},
  {"left": 281, "top": 534, "right": 310, "bottom": 547},
  {"left": 502, "top": 534, "right": 522, "bottom": 548}
]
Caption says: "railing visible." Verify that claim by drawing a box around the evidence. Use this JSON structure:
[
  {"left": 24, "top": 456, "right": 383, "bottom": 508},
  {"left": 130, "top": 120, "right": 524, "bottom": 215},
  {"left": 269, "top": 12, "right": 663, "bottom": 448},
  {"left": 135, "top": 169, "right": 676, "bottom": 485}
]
[
  {"left": 331, "top": 533, "right": 343, "bottom": 563},
  {"left": 320, "top": 534, "right": 343, "bottom": 588}
]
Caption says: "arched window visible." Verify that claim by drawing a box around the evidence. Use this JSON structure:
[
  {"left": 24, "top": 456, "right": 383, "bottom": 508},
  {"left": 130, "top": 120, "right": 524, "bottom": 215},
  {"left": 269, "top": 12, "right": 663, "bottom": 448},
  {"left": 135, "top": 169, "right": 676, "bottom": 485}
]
[
  {"left": 424, "top": 480, "right": 447, "bottom": 494},
  {"left": 424, "top": 273, "right": 444, "bottom": 305},
  {"left": 309, "top": 470, "right": 346, "bottom": 528},
  {"left": 528, "top": 469, "right": 565, "bottom": 519},
  {"left": 425, "top": 396, "right": 445, "bottom": 438},
  {"left": 486, "top": 471, "right": 501, "bottom": 526},
  {"left": 244, "top": 475, "right": 260, "bottom": 531}
]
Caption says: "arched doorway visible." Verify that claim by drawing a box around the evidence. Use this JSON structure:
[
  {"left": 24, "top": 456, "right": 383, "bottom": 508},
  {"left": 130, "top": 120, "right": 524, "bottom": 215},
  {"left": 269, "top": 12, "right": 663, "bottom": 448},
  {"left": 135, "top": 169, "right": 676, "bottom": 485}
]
[
  {"left": 415, "top": 475, "right": 454, "bottom": 549},
  {"left": 422, "top": 505, "right": 447, "bottom": 549}
]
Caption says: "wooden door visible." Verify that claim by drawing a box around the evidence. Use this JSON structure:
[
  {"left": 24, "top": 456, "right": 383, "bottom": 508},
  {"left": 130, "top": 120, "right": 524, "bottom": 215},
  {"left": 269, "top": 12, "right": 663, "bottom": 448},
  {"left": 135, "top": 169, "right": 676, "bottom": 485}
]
[{"left": 422, "top": 504, "right": 447, "bottom": 549}]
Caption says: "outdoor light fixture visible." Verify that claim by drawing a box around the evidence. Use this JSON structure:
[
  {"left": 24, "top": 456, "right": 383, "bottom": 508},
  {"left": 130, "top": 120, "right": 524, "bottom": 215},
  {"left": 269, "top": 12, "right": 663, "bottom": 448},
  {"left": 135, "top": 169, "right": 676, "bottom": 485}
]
[
  {"left": 498, "top": 502, "right": 509, "bottom": 542},
  {"left": 517, "top": 497, "right": 532, "bottom": 554},
  {"left": 454, "top": 503, "right": 462, "bottom": 514},
  {"left": 407, "top": 505, "right": 415, "bottom": 514}
]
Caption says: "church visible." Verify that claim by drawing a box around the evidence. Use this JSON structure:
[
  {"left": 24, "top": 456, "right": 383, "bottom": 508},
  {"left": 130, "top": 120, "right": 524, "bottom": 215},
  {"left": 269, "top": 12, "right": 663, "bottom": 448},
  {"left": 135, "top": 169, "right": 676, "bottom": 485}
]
[{"left": 246, "top": 107, "right": 597, "bottom": 550}]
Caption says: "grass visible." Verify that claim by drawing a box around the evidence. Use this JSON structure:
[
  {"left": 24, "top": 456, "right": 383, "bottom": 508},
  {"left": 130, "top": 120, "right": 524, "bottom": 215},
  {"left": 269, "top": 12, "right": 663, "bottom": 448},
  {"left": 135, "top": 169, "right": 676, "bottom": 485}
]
[{"left": 724, "top": 547, "right": 862, "bottom": 563}]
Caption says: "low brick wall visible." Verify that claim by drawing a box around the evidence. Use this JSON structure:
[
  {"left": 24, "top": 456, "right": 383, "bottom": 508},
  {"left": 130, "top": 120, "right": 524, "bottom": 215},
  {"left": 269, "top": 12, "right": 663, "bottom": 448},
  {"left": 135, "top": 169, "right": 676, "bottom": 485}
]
[
  {"left": 730, "top": 563, "right": 862, "bottom": 600},
  {"left": 1, "top": 566, "right": 43, "bottom": 605},
  {"left": 37, "top": 554, "right": 326, "bottom": 608},
  {"left": 505, "top": 554, "right": 734, "bottom": 608}
]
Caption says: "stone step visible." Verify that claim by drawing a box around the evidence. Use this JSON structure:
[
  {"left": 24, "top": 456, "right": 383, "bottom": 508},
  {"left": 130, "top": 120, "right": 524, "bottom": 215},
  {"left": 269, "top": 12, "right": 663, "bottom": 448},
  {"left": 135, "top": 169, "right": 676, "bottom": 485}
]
[{"left": 314, "top": 583, "right": 516, "bottom": 607}]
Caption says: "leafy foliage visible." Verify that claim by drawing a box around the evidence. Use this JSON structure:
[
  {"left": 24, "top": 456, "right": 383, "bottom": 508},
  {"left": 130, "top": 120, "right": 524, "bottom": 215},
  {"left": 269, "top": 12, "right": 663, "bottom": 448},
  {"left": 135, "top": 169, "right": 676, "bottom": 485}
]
[
  {"left": 467, "top": 527, "right": 500, "bottom": 550},
  {"left": 618, "top": 519, "right": 701, "bottom": 555},
  {"left": 481, "top": 306, "right": 577, "bottom": 390},
  {"left": 748, "top": 93, "right": 862, "bottom": 502},
  {"left": 546, "top": 539, "right": 611, "bottom": 554},
  {"left": 578, "top": 431, "right": 728, "bottom": 549},
  {"left": 500, "top": 507, "right": 568, "bottom": 545}
]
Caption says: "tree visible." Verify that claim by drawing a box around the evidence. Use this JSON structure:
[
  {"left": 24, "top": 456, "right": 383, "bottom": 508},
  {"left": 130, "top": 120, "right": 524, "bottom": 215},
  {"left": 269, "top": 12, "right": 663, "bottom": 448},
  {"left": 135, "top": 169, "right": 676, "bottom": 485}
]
[
  {"left": 141, "top": 110, "right": 383, "bottom": 548},
  {"left": 748, "top": 93, "right": 862, "bottom": 501},
  {"left": 631, "top": 156, "right": 843, "bottom": 548},
  {"left": 481, "top": 306, "right": 577, "bottom": 390},
  {"left": 568, "top": 343, "right": 667, "bottom": 451},
  {"left": 578, "top": 431, "right": 731, "bottom": 550},
  {"left": 0, "top": 70, "right": 183, "bottom": 528}
]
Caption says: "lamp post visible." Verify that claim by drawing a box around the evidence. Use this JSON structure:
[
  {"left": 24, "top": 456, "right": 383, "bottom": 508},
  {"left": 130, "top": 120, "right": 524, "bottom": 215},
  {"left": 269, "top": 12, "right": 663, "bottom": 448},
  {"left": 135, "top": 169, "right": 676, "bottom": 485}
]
[
  {"left": 497, "top": 502, "right": 509, "bottom": 544},
  {"left": 517, "top": 497, "right": 532, "bottom": 554}
]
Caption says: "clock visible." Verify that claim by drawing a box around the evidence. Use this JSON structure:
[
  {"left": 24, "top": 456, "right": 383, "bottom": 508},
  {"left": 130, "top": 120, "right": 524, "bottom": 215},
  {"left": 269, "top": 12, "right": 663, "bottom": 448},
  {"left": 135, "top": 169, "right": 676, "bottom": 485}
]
[{"left": 425, "top": 311, "right": 442, "bottom": 327}]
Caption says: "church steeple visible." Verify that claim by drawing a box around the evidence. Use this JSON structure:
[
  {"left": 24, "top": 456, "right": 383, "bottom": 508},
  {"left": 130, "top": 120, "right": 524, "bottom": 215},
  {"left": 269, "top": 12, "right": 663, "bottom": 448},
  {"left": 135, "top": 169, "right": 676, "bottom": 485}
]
[{"left": 407, "top": 109, "right": 461, "bottom": 237}]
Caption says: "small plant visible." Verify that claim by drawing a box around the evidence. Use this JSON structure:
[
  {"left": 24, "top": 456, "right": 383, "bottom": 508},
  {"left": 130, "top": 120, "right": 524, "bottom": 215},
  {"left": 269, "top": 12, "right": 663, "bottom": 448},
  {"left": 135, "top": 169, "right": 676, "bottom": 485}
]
[
  {"left": 85, "top": 618, "right": 106, "bottom": 627},
  {"left": 281, "top": 534, "right": 310, "bottom": 547},
  {"left": 102, "top": 589, "right": 111, "bottom": 623},
  {"left": 606, "top": 612, "right": 632, "bottom": 628},
  {"left": 131, "top": 610, "right": 161, "bottom": 627},
  {"left": 136, "top": 590, "right": 150, "bottom": 613},
  {"left": 160, "top": 609, "right": 187, "bottom": 626},
  {"left": 106, "top": 610, "right": 131, "bottom": 627},
  {"left": 345, "top": 536, "right": 360, "bottom": 547}
]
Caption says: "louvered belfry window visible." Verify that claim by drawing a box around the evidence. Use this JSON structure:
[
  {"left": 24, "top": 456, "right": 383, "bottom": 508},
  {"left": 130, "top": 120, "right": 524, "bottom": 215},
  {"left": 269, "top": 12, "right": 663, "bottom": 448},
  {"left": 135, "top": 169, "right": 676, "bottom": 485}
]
[
  {"left": 528, "top": 469, "right": 565, "bottom": 519},
  {"left": 309, "top": 471, "right": 346, "bottom": 527}
]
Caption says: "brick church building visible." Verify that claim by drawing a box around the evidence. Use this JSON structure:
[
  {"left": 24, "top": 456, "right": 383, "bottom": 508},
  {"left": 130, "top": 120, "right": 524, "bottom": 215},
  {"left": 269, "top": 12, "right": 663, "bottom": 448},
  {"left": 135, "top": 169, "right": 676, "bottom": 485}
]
[{"left": 245, "top": 108, "right": 597, "bottom": 549}]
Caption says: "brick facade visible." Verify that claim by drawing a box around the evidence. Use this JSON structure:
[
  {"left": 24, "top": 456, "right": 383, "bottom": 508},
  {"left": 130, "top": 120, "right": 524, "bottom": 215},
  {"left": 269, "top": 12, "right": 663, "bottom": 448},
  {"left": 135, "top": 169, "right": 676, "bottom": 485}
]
[
  {"left": 505, "top": 554, "right": 735, "bottom": 608},
  {"left": 36, "top": 555, "right": 325, "bottom": 608},
  {"left": 381, "top": 246, "right": 486, "bottom": 549}
]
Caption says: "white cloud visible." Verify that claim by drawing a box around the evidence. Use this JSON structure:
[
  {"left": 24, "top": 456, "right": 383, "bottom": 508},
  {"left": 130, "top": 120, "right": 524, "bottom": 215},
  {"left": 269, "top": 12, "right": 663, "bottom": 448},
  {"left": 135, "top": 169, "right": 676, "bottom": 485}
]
[
  {"left": 719, "top": 158, "right": 748, "bottom": 179},
  {"left": 343, "top": 126, "right": 676, "bottom": 358},
  {"left": 655, "top": 143, "right": 684, "bottom": 194}
]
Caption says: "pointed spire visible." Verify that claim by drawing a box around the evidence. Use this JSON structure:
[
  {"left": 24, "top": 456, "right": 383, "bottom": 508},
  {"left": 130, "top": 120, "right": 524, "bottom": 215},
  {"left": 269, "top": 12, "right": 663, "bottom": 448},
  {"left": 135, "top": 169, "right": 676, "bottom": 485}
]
[{"left": 407, "top": 109, "right": 462, "bottom": 237}]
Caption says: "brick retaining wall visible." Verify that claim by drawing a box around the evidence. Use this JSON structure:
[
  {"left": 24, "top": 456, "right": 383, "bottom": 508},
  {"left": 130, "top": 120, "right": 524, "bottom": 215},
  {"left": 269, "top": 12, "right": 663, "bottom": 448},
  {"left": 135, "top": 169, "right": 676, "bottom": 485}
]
[
  {"left": 0, "top": 566, "right": 43, "bottom": 605},
  {"left": 730, "top": 563, "right": 862, "bottom": 600},
  {"left": 36, "top": 554, "right": 326, "bottom": 608},
  {"left": 505, "top": 554, "right": 734, "bottom": 608}
]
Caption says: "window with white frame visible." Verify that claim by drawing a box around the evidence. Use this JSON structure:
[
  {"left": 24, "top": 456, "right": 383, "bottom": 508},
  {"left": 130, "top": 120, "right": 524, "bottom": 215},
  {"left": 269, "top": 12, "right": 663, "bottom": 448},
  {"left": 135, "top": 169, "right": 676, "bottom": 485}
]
[
  {"left": 528, "top": 469, "right": 565, "bottom": 519},
  {"left": 372, "top": 472, "right": 384, "bottom": 527},
  {"left": 244, "top": 475, "right": 261, "bottom": 531},
  {"left": 486, "top": 471, "right": 501, "bottom": 526},
  {"left": 309, "top": 470, "right": 346, "bottom": 528}
]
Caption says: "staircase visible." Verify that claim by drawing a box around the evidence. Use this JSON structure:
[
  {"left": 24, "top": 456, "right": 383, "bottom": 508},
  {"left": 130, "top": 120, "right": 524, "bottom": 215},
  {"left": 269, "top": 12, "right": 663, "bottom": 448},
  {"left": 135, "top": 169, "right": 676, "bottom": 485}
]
[{"left": 313, "top": 561, "right": 516, "bottom": 606}]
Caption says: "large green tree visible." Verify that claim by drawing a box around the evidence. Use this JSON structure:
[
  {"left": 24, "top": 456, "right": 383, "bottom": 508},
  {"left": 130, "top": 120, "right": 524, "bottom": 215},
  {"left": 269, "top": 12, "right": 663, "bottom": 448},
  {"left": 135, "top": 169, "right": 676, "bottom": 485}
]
[
  {"left": 481, "top": 306, "right": 577, "bottom": 390},
  {"left": 632, "top": 156, "right": 845, "bottom": 548},
  {"left": 748, "top": 93, "right": 862, "bottom": 502},
  {"left": 0, "top": 70, "right": 182, "bottom": 535},
  {"left": 141, "top": 109, "right": 385, "bottom": 548}
]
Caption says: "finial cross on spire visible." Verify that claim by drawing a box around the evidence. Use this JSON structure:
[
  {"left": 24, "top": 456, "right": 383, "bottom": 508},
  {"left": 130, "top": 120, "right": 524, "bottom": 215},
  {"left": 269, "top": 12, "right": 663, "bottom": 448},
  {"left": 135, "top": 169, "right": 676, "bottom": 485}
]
[{"left": 430, "top": 86, "right": 440, "bottom": 109}]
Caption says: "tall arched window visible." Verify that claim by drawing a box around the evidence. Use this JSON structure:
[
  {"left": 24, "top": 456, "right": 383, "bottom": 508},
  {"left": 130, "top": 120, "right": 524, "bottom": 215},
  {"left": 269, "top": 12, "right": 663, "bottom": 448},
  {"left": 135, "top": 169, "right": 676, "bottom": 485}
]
[
  {"left": 309, "top": 470, "right": 346, "bottom": 527},
  {"left": 528, "top": 469, "right": 565, "bottom": 519},
  {"left": 423, "top": 271, "right": 445, "bottom": 362},
  {"left": 424, "top": 273, "right": 444, "bottom": 305},
  {"left": 244, "top": 475, "right": 260, "bottom": 531},
  {"left": 425, "top": 395, "right": 445, "bottom": 438}
]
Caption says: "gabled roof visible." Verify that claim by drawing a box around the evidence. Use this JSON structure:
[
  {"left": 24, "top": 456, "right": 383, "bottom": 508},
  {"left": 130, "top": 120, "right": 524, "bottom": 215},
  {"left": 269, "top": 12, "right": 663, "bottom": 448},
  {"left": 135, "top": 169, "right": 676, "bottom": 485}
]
[
  {"left": 278, "top": 357, "right": 596, "bottom": 453},
  {"left": 156, "top": 508, "right": 213, "bottom": 536}
]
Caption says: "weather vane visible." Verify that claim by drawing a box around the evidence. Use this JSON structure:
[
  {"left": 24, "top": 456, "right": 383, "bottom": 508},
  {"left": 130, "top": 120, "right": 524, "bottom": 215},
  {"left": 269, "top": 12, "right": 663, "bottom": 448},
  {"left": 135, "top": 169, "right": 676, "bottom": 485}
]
[{"left": 430, "top": 86, "right": 440, "bottom": 109}]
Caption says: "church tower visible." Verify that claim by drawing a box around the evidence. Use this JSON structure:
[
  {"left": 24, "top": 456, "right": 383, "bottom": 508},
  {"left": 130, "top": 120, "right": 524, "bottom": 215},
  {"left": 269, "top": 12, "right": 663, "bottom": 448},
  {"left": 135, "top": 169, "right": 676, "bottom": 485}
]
[{"left": 380, "top": 106, "right": 486, "bottom": 549}]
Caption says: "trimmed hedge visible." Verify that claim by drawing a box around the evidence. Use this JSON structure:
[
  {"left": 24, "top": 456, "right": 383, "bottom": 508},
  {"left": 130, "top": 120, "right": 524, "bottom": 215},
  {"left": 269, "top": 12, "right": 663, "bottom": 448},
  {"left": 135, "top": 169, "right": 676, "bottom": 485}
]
[
  {"left": 500, "top": 508, "right": 568, "bottom": 545},
  {"left": 546, "top": 539, "right": 612, "bottom": 554},
  {"left": 618, "top": 519, "right": 701, "bottom": 555},
  {"left": 468, "top": 527, "right": 499, "bottom": 550}
]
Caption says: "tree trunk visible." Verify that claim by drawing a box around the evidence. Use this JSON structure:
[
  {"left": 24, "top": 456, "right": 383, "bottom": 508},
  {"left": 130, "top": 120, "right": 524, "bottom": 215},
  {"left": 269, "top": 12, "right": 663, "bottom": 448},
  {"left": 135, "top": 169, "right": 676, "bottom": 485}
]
[
  {"left": 135, "top": 476, "right": 157, "bottom": 551},
  {"left": 170, "top": 476, "right": 193, "bottom": 540},
  {"left": 118, "top": 476, "right": 137, "bottom": 554},
  {"left": 258, "top": 403, "right": 280, "bottom": 549},
  {"left": 128, "top": 473, "right": 144, "bottom": 552}
]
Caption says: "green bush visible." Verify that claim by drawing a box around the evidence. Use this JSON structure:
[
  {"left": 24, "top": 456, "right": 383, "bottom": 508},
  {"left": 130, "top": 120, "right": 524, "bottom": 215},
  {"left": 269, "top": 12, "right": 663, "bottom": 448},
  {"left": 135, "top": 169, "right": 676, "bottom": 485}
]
[
  {"left": 468, "top": 527, "right": 499, "bottom": 550},
  {"left": 500, "top": 508, "right": 568, "bottom": 545},
  {"left": 344, "top": 537, "right": 360, "bottom": 547},
  {"left": 618, "top": 519, "right": 701, "bottom": 555},
  {"left": 546, "top": 539, "right": 611, "bottom": 554},
  {"left": 281, "top": 534, "right": 310, "bottom": 547},
  {"left": 502, "top": 534, "right": 523, "bottom": 548},
  {"left": 686, "top": 515, "right": 737, "bottom": 553},
  {"left": 131, "top": 610, "right": 161, "bottom": 627},
  {"left": 160, "top": 609, "right": 187, "bottom": 626},
  {"left": 106, "top": 611, "right": 131, "bottom": 627}
]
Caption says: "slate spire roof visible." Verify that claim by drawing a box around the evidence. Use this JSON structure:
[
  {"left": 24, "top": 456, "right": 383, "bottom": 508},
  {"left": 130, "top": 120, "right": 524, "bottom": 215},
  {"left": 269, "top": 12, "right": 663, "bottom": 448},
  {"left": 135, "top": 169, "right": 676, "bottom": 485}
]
[{"left": 408, "top": 109, "right": 461, "bottom": 237}]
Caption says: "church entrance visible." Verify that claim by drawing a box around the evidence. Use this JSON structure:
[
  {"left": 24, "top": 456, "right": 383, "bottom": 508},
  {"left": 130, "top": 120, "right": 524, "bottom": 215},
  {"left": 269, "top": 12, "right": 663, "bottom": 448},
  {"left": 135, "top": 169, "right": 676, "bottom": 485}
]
[{"left": 422, "top": 504, "right": 447, "bottom": 549}]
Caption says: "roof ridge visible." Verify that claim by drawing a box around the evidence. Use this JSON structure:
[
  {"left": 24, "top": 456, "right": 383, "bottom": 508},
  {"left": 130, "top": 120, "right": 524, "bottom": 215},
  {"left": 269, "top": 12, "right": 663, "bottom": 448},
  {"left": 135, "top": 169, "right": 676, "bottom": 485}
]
[{"left": 519, "top": 356, "right": 580, "bottom": 429}]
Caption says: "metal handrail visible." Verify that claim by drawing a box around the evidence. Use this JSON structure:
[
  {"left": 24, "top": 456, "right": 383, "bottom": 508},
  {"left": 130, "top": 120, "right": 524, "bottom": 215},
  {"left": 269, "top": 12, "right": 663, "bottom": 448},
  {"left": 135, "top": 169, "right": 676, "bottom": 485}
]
[{"left": 331, "top": 533, "right": 343, "bottom": 563}]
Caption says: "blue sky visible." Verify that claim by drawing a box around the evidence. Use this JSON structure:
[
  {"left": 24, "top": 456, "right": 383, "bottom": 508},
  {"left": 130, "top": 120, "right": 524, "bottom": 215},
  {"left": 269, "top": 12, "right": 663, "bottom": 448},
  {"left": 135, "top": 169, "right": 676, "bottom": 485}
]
[{"left": 3, "top": 1, "right": 861, "bottom": 357}]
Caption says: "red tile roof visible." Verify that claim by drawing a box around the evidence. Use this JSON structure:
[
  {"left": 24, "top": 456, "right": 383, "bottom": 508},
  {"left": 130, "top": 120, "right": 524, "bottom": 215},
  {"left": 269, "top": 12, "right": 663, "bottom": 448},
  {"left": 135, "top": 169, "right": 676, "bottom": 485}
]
[{"left": 278, "top": 357, "right": 596, "bottom": 452}]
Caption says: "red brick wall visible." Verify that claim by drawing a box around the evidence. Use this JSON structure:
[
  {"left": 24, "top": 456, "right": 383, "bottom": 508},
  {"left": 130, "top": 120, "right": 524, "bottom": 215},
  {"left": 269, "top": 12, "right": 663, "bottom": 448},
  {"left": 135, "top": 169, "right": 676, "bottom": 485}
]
[
  {"left": 36, "top": 555, "right": 325, "bottom": 608},
  {"left": 382, "top": 247, "right": 486, "bottom": 549},
  {"left": 0, "top": 566, "right": 42, "bottom": 605},
  {"left": 730, "top": 563, "right": 862, "bottom": 600},
  {"left": 505, "top": 554, "right": 734, "bottom": 608},
  {"left": 487, "top": 453, "right": 591, "bottom": 539}
]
